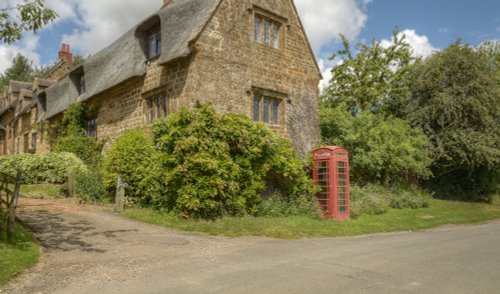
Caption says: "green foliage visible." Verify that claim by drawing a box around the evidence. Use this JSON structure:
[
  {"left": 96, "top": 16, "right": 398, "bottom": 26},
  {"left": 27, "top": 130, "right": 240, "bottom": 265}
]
[
  {"left": 350, "top": 184, "right": 431, "bottom": 219},
  {"left": 152, "top": 105, "right": 314, "bottom": 219},
  {"left": 0, "top": 54, "right": 36, "bottom": 91},
  {"left": 102, "top": 129, "right": 163, "bottom": 204},
  {"left": 0, "top": 152, "right": 88, "bottom": 184},
  {"left": 0, "top": 224, "right": 39, "bottom": 284},
  {"left": 323, "top": 31, "right": 414, "bottom": 115},
  {"left": 256, "top": 194, "right": 322, "bottom": 219},
  {"left": 320, "top": 105, "right": 432, "bottom": 185},
  {"left": 55, "top": 135, "right": 102, "bottom": 168},
  {"left": 75, "top": 170, "right": 106, "bottom": 202},
  {"left": 0, "top": 0, "right": 57, "bottom": 44},
  {"left": 61, "top": 102, "right": 85, "bottom": 136},
  {"left": 405, "top": 42, "right": 500, "bottom": 200},
  {"left": 54, "top": 102, "right": 102, "bottom": 167}
]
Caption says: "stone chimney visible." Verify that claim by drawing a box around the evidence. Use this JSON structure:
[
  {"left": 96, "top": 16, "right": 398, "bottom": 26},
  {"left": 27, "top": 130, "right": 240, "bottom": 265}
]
[
  {"left": 58, "top": 43, "right": 73, "bottom": 65},
  {"left": 163, "top": 0, "right": 173, "bottom": 7}
]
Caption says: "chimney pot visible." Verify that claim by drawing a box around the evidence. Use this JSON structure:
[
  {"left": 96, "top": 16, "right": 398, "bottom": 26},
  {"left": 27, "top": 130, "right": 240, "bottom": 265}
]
[{"left": 58, "top": 43, "right": 73, "bottom": 65}]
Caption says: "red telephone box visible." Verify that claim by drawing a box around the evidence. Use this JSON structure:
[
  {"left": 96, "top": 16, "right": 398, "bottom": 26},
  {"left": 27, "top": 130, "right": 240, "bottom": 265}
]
[{"left": 312, "top": 146, "right": 350, "bottom": 221}]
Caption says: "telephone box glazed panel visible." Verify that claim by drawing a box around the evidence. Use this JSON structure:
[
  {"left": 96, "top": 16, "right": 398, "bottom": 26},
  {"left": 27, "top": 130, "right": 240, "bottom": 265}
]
[{"left": 312, "top": 146, "right": 350, "bottom": 221}]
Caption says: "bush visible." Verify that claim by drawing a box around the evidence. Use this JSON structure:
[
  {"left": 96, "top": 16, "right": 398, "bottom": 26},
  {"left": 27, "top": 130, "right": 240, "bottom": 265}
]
[
  {"left": 350, "top": 184, "right": 431, "bottom": 218},
  {"left": 75, "top": 170, "right": 106, "bottom": 202},
  {"left": 256, "top": 194, "right": 322, "bottom": 219},
  {"left": 320, "top": 105, "right": 432, "bottom": 186},
  {"left": 0, "top": 152, "right": 88, "bottom": 184},
  {"left": 152, "top": 105, "right": 314, "bottom": 219},
  {"left": 55, "top": 135, "right": 102, "bottom": 168},
  {"left": 389, "top": 186, "right": 431, "bottom": 209},
  {"left": 102, "top": 129, "right": 163, "bottom": 204}
]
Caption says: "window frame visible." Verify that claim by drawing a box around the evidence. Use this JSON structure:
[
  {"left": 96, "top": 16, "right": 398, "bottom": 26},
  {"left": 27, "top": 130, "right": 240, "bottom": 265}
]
[
  {"left": 84, "top": 117, "right": 98, "bottom": 138},
  {"left": 146, "top": 26, "right": 161, "bottom": 60},
  {"left": 252, "top": 7, "right": 286, "bottom": 49},
  {"left": 145, "top": 95, "right": 169, "bottom": 123},
  {"left": 251, "top": 88, "right": 286, "bottom": 127}
]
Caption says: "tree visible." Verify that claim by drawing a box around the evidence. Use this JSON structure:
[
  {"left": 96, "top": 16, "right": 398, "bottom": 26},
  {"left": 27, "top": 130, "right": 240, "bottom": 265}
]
[
  {"left": 405, "top": 42, "right": 500, "bottom": 201},
  {"left": 320, "top": 105, "right": 432, "bottom": 186},
  {"left": 323, "top": 30, "right": 414, "bottom": 116},
  {"left": 320, "top": 30, "right": 431, "bottom": 186},
  {"left": 0, "top": 53, "right": 36, "bottom": 91},
  {"left": 0, "top": 0, "right": 57, "bottom": 44}
]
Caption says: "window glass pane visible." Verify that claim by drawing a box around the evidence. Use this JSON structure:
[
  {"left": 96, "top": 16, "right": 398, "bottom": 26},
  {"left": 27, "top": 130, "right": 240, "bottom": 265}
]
[
  {"left": 155, "top": 32, "right": 161, "bottom": 56},
  {"left": 273, "top": 23, "right": 280, "bottom": 48},
  {"left": 263, "top": 98, "right": 271, "bottom": 123},
  {"left": 253, "top": 96, "right": 260, "bottom": 121},
  {"left": 156, "top": 96, "right": 162, "bottom": 119},
  {"left": 147, "top": 100, "right": 154, "bottom": 122},
  {"left": 161, "top": 96, "right": 168, "bottom": 117},
  {"left": 254, "top": 16, "right": 261, "bottom": 42},
  {"left": 148, "top": 30, "right": 160, "bottom": 58},
  {"left": 272, "top": 99, "right": 280, "bottom": 125},
  {"left": 264, "top": 20, "right": 270, "bottom": 44}
]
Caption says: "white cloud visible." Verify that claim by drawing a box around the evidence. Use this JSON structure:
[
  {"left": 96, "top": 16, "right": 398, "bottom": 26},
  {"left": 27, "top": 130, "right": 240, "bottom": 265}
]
[
  {"left": 0, "top": 32, "right": 40, "bottom": 75},
  {"left": 295, "top": 0, "right": 370, "bottom": 53},
  {"left": 45, "top": 0, "right": 160, "bottom": 56},
  {"left": 381, "top": 29, "right": 437, "bottom": 58},
  {"left": 53, "top": 0, "right": 371, "bottom": 56}
]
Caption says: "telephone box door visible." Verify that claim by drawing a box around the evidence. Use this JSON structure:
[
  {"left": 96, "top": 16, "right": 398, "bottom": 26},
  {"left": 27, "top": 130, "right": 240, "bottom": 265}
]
[{"left": 313, "top": 146, "right": 350, "bottom": 221}]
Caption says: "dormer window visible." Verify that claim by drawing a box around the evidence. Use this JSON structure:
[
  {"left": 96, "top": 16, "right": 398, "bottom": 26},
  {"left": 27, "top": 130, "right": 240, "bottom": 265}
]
[
  {"left": 254, "top": 13, "right": 282, "bottom": 49},
  {"left": 147, "top": 26, "right": 161, "bottom": 60},
  {"left": 78, "top": 74, "right": 86, "bottom": 94},
  {"left": 71, "top": 68, "right": 86, "bottom": 96}
]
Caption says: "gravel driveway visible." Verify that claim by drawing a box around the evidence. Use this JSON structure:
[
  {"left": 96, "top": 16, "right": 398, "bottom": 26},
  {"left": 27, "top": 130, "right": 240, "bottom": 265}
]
[{"left": 2, "top": 197, "right": 500, "bottom": 294}]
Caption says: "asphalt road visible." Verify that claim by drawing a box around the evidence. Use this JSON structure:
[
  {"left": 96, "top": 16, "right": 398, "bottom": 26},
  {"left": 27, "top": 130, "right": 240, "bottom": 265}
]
[{"left": 2, "top": 198, "right": 500, "bottom": 294}]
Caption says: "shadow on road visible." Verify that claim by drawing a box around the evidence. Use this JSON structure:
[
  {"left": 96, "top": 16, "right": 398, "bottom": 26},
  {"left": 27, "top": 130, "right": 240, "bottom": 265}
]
[{"left": 19, "top": 210, "right": 137, "bottom": 253}]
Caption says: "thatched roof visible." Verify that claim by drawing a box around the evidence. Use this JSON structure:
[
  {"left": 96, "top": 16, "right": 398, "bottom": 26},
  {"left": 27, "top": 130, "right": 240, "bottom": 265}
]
[
  {"left": 45, "top": 0, "right": 221, "bottom": 119},
  {"left": 9, "top": 81, "right": 31, "bottom": 94}
]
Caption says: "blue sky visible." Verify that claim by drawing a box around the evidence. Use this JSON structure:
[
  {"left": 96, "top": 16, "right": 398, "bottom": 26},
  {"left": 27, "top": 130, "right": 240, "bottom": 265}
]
[{"left": 1, "top": 0, "right": 499, "bottom": 86}]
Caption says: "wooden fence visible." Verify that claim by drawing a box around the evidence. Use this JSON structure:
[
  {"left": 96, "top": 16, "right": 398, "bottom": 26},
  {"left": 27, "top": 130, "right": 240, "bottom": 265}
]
[{"left": 0, "top": 171, "right": 22, "bottom": 242}]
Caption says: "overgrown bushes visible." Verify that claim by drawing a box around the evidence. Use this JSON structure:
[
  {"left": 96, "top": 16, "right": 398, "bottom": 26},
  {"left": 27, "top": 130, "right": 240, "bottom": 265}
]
[
  {"left": 151, "top": 105, "right": 315, "bottom": 219},
  {"left": 320, "top": 105, "right": 432, "bottom": 186},
  {"left": 350, "top": 184, "right": 431, "bottom": 218},
  {"left": 102, "top": 129, "right": 163, "bottom": 204},
  {"left": 53, "top": 102, "right": 102, "bottom": 168},
  {"left": 0, "top": 152, "right": 88, "bottom": 184}
]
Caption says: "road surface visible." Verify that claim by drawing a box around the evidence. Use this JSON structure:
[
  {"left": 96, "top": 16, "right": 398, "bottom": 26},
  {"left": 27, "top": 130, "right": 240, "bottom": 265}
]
[{"left": 2, "top": 198, "right": 499, "bottom": 294}]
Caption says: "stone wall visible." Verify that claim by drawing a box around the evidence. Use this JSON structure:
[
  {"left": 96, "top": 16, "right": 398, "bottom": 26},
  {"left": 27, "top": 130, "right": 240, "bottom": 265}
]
[
  {"left": 36, "top": 0, "right": 320, "bottom": 158},
  {"left": 188, "top": 0, "right": 320, "bottom": 157}
]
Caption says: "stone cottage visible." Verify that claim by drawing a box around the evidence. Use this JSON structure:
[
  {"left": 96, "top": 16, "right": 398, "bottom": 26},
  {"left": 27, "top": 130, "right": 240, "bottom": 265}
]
[{"left": 1, "top": 0, "right": 321, "bottom": 157}]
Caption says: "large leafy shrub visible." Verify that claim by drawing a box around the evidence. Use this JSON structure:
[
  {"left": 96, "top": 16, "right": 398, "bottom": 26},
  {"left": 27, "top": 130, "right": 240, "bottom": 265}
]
[
  {"left": 102, "top": 129, "right": 163, "bottom": 204},
  {"left": 55, "top": 135, "right": 102, "bottom": 168},
  {"left": 320, "top": 105, "right": 432, "bottom": 186},
  {"left": 0, "top": 152, "right": 88, "bottom": 184},
  {"left": 75, "top": 169, "right": 106, "bottom": 202},
  {"left": 405, "top": 43, "right": 500, "bottom": 201},
  {"left": 53, "top": 102, "right": 102, "bottom": 168},
  {"left": 152, "top": 105, "right": 314, "bottom": 219}
]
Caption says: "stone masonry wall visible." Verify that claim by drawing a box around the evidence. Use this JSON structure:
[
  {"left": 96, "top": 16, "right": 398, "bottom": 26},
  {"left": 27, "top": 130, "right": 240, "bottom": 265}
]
[{"left": 190, "top": 0, "right": 321, "bottom": 157}]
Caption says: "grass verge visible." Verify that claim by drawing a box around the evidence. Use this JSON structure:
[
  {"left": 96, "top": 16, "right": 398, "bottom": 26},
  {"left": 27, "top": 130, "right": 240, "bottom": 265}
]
[
  {"left": 123, "top": 198, "right": 500, "bottom": 239},
  {"left": 20, "top": 184, "right": 63, "bottom": 198},
  {"left": 0, "top": 224, "right": 40, "bottom": 284}
]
